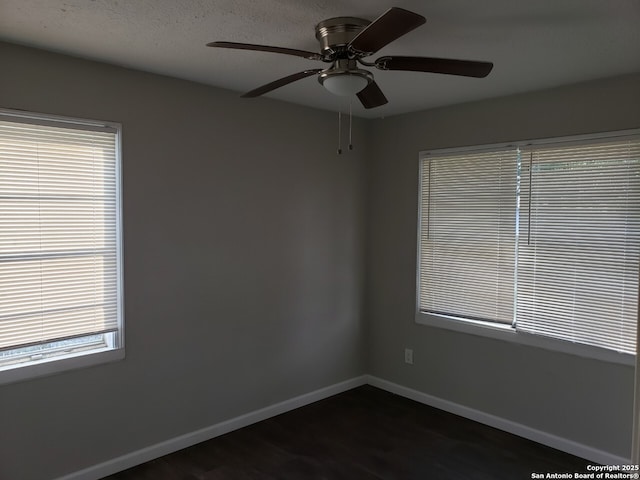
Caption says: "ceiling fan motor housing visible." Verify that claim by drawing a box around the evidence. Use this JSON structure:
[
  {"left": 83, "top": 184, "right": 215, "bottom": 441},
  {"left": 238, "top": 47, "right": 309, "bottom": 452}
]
[
  {"left": 315, "top": 17, "right": 373, "bottom": 95},
  {"left": 315, "top": 17, "right": 370, "bottom": 55}
]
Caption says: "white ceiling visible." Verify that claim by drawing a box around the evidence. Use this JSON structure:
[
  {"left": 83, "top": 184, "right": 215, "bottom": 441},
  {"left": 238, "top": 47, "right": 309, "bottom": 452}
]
[{"left": 1, "top": 0, "right": 639, "bottom": 118}]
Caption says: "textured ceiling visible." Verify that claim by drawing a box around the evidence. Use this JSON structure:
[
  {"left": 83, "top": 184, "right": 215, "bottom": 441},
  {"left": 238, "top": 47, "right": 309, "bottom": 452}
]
[{"left": 1, "top": 0, "right": 639, "bottom": 118}]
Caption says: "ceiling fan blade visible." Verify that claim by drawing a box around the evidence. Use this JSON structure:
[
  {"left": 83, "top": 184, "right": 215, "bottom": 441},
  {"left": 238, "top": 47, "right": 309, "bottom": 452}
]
[
  {"left": 357, "top": 81, "right": 388, "bottom": 109},
  {"left": 207, "top": 41, "right": 323, "bottom": 61},
  {"left": 377, "top": 56, "right": 494, "bottom": 78},
  {"left": 349, "top": 7, "right": 426, "bottom": 55},
  {"left": 241, "top": 69, "right": 323, "bottom": 98}
]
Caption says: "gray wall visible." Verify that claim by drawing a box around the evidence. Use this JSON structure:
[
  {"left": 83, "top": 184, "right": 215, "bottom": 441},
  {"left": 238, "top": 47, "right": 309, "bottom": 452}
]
[
  {"left": 1, "top": 39, "right": 639, "bottom": 479},
  {"left": 0, "top": 42, "right": 368, "bottom": 480},
  {"left": 366, "top": 73, "right": 640, "bottom": 459}
]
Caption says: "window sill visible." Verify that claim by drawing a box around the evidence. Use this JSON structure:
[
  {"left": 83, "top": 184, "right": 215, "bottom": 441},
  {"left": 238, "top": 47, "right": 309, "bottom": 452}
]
[
  {"left": 415, "top": 311, "right": 634, "bottom": 366},
  {"left": 0, "top": 347, "right": 125, "bottom": 385}
]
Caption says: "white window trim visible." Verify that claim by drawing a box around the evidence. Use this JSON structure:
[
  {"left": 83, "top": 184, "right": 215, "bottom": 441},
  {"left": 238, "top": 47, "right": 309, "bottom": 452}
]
[
  {"left": 0, "top": 341, "right": 125, "bottom": 384},
  {"left": 0, "top": 108, "right": 125, "bottom": 385},
  {"left": 415, "top": 129, "right": 639, "bottom": 367},
  {"left": 415, "top": 312, "right": 634, "bottom": 365}
]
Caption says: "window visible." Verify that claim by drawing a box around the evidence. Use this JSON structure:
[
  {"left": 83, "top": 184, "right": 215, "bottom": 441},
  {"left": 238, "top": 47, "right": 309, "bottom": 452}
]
[
  {"left": 418, "top": 148, "right": 517, "bottom": 325},
  {"left": 0, "top": 109, "right": 123, "bottom": 383},
  {"left": 417, "top": 131, "right": 640, "bottom": 360}
]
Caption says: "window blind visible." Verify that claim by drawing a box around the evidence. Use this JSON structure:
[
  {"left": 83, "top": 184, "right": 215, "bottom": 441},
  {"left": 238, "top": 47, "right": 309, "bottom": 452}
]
[
  {"left": 418, "top": 149, "right": 517, "bottom": 324},
  {"left": 517, "top": 137, "right": 640, "bottom": 354},
  {"left": 0, "top": 117, "right": 119, "bottom": 352}
]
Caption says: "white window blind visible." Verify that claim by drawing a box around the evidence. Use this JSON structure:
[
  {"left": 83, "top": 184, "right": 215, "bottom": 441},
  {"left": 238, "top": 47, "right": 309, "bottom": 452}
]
[
  {"left": 418, "top": 132, "right": 640, "bottom": 356},
  {"left": 0, "top": 114, "right": 121, "bottom": 354},
  {"left": 418, "top": 149, "right": 517, "bottom": 324},
  {"left": 517, "top": 137, "right": 640, "bottom": 354}
]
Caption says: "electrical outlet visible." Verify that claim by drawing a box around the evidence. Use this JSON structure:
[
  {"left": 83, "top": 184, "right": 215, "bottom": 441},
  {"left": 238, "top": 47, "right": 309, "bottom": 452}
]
[{"left": 404, "top": 348, "right": 413, "bottom": 365}]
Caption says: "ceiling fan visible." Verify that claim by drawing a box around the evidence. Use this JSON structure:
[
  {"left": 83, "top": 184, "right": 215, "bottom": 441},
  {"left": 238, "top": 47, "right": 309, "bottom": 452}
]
[{"left": 207, "top": 7, "right": 493, "bottom": 109}]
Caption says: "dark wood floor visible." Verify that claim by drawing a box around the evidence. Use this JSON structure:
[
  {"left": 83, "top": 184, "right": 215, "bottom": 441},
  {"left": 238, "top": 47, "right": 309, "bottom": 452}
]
[{"left": 103, "top": 385, "right": 591, "bottom": 479}]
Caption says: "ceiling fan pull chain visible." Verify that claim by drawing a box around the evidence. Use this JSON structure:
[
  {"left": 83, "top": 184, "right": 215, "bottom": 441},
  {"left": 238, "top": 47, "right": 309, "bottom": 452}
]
[
  {"left": 348, "top": 100, "right": 354, "bottom": 151},
  {"left": 337, "top": 110, "right": 342, "bottom": 155}
]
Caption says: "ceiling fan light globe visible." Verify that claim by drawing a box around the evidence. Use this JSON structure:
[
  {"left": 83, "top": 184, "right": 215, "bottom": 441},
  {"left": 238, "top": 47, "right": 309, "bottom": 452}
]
[{"left": 321, "top": 74, "right": 369, "bottom": 96}]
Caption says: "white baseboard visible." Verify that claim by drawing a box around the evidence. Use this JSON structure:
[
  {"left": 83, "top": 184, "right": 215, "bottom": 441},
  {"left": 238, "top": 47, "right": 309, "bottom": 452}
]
[
  {"left": 366, "top": 375, "right": 630, "bottom": 466},
  {"left": 54, "top": 376, "right": 367, "bottom": 480},
  {"left": 56, "top": 374, "right": 629, "bottom": 480}
]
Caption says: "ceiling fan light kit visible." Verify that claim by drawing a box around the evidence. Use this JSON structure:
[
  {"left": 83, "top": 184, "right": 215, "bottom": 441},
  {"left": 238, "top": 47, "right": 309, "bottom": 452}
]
[
  {"left": 318, "top": 59, "right": 372, "bottom": 96},
  {"left": 207, "top": 7, "right": 493, "bottom": 109},
  {"left": 320, "top": 71, "right": 370, "bottom": 96}
]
